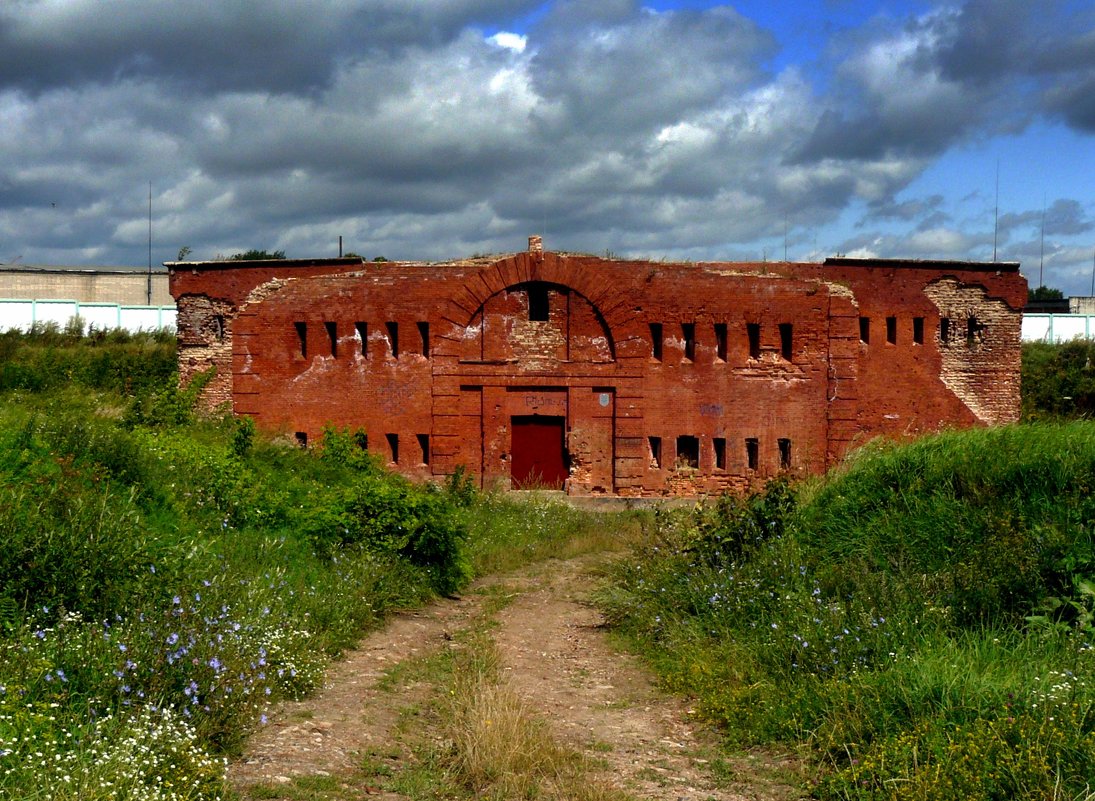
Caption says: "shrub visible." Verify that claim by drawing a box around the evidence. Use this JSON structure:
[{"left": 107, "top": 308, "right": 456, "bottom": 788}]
[{"left": 600, "top": 422, "right": 1095, "bottom": 800}]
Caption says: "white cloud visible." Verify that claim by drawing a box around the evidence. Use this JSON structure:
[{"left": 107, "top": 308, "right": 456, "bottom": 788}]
[
  {"left": 0, "top": 0, "right": 1091, "bottom": 293},
  {"left": 488, "top": 31, "right": 527, "bottom": 52}
]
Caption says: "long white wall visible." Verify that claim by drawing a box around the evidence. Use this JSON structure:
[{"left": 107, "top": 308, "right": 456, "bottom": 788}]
[
  {"left": 0, "top": 298, "right": 176, "bottom": 332},
  {"left": 1022, "top": 313, "right": 1095, "bottom": 343}
]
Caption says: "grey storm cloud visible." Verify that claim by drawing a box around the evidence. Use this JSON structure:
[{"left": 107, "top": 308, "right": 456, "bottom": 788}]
[
  {"left": 0, "top": 0, "right": 1091, "bottom": 280},
  {"left": 795, "top": 0, "right": 1095, "bottom": 164},
  {"left": 0, "top": 0, "right": 542, "bottom": 94}
]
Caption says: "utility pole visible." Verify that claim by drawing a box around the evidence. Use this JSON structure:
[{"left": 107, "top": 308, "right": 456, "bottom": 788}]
[
  {"left": 1039, "top": 194, "right": 1045, "bottom": 289},
  {"left": 147, "top": 182, "right": 153, "bottom": 305}
]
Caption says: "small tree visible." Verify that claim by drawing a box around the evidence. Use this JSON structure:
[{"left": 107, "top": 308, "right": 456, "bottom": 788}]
[
  {"left": 230, "top": 249, "right": 286, "bottom": 261},
  {"left": 1029, "top": 285, "right": 1065, "bottom": 302}
]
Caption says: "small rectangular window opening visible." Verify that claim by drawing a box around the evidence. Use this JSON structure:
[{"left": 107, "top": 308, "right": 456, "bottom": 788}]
[
  {"left": 967, "top": 316, "right": 985, "bottom": 346},
  {"left": 779, "top": 323, "right": 793, "bottom": 361},
  {"left": 676, "top": 435, "right": 699, "bottom": 469},
  {"left": 386, "top": 433, "right": 399, "bottom": 464},
  {"left": 859, "top": 317, "right": 870, "bottom": 344},
  {"left": 324, "top": 321, "right": 337, "bottom": 358},
  {"left": 650, "top": 323, "right": 663, "bottom": 361},
  {"left": 778, "top": 438, "right": 791, "bottom": 470},
  {"left": 940, "top": 317, "right": 950, "bottom": 344},
  {"left": 528, "top": 284, "right": 549, "bottom": 321},
  {"left": 294, "top": 431, "right": 308, "bottom": 448},
  {"left": 746, "top": 438, "right": 759, "bottom": 471},
  {"left": 418, "top": 321, "right": 430, "bottom": 357},
  {"left": 386, "top": 322, "right": 399, "bottom": 358},
  {"left": 747, "top": 323, "right": 761, "bottom": 359},
  {"left": 913, "top": 317, "right": 924, "bottom": 345},
  {"left": 714, "top": 323, "right": 727, "bottom": 362},
  {"left": 682, "top": 323, "right": 696, "bottom": 362},
  {"left": 713, "top": 437, "right": 726, "bottom": 470},
  {"left": 886, "top": 316, "right": 897, "bottom": 345},
  {"left": 417, "top": 433, "right": 430, "bottom": 465},
  {"left": 648, "top": 436, "right": 662, "bottom": 468},
  {"left": 353, "top": 430, "right": 368, "bottom": 451},
  {"left": 214, "top": 314, "right": 225, "bottom": 342},
  {"left": 355, "top": 322, "right": 368, "bottom": 357},
  {"left": 294, "top": 322, "right": 307, "bottom": 357}
]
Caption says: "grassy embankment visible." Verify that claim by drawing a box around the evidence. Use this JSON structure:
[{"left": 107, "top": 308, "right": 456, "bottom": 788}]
[
  {"left": 0, "top": 326, "right": 622, "bottom": 801},
  {"left": 601, "top": 341, "right": 1095, "bottom": 800}
]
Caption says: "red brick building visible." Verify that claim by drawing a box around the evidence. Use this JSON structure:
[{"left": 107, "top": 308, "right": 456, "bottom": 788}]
[{"left": 169, "top": 240, "right": 1025, "bottom": 497}]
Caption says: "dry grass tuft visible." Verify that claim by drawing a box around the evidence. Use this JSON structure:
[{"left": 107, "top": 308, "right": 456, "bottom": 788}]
[{"left": 445, "top": 660, "right": 631, "bottom": 801}]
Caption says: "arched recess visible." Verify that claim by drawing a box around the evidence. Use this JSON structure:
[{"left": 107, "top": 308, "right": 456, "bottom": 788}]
[{"left": 432, "top": 251, "right": 640, "bottom": 365}]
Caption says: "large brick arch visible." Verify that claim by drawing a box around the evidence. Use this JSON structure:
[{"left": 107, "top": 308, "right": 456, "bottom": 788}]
[{"left": 432, "top": 252, "right": 643, "bottom": 363}]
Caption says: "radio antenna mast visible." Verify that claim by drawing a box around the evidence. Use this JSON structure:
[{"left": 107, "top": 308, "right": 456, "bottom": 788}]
[{"left": 992, "top": 159, "right": 999, "bottom": 263}]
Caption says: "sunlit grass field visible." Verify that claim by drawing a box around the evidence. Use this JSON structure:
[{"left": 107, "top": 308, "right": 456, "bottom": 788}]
[
  {"left": 0, "top": 327, "right": 625, "bottom": 800},
  {"left": 601, "top": 424, "right": 1095, "bottom": 800}
]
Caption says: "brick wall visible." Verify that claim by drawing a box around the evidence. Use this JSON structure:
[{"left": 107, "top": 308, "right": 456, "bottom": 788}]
[{"left": 170, "top": 250, "right": 1025, "bottom": 496}]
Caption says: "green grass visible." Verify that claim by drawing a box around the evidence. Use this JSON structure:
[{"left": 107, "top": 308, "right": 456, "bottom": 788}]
[
  {"left": 600, "top": 422, "right": 1095, "bottom": 801},
  {"left": 0, "top": 332, "right": 621, "bottom": 801}
]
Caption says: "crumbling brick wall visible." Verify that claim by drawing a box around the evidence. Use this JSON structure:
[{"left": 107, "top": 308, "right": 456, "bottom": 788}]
[{"left": 169, "top": 249, "right": 1025, "bottom": 497}]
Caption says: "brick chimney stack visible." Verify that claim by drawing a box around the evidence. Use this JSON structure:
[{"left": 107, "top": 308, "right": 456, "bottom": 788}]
[{"left": 528, "top": 235, "right": 543, "bottom": 254}]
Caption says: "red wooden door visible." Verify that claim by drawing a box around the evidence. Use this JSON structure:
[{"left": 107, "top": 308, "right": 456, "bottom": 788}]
[{"left": 511, "top": 415, "right": 567, "bottom": 489}]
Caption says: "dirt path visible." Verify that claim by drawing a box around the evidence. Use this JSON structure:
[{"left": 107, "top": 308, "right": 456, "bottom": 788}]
[{"left": 228, "top": 555, "right": 804, "bottom": 800}]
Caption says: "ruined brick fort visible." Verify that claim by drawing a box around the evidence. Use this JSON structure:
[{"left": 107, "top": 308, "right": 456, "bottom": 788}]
[{"left": 169, "top": 238, "right": 1026, "bottom": 497}]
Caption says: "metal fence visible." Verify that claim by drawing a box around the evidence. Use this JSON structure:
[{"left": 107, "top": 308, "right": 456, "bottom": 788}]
[{"left": 0, "top": 298, "right": 176, "bottom": 333}]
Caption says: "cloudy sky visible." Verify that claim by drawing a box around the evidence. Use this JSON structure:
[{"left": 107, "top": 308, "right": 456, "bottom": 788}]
[{"left": 1, "top": 0, "right": 1094, "bottom": 293}]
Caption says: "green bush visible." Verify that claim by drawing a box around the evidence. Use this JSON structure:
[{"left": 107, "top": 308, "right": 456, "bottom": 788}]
[
  {"left": 1022, "top": 339, "right": 1095, "bottom": 421},
  {"left": 601, "top": 422, "right": 1095, "bottom": 800},
  {"left": 0, "top": 327, "right": 175, "bottom": 395}
]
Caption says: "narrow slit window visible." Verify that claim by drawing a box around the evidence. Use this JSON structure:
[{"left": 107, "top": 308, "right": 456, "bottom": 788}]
[
  {"left": 913, "top": 317, "right": 924, "bottom": 345},
  {"left": 746, "top": 437, "right": 759, "bottom": 471},
  {"left": 967, "top": 316, "right": 985, "bottom": 346},
  {"left": 886, "top": 316, "right": 897, "bottom": 345},
  {"left": 417, "top": 433, "right": 430, "bottom": 465},
  {"left": 676, "top": 435, "right": 699, "bottom": 469},
  {"left": 747, "top": 323, "right": 761, "bottom": 359},
  {"left": 355, "top": 322, "right": 368, "bottom": 357},
  {"left": 650, "top": 323, "right": 663, "bottom": 361},
  {"left": 294, "top": 431, "right": 308, "bottom": 448},
  {"left": 859, "top": 317, "right": 870, "bottom": 344},
  {"left": 418, "top": 321, "right": 430, "bottom": 357},
  {"left": 386, "top": 433, "right": 399, "bottom": 464},
  {"left": 528, "top": 283, "right": 549, "bottom": 321},
  {"left": 778, "top": 438, "right": 791, "bottom": 470},
  {"left": 213, "top": 314, "right": 225, "bottom": 342},
  {"left": 713, "top": 437, "right": 726, "bottom": 470},
  {"left": 714, "top": 323, "right": 727, "bottom": 362},
  {"left": 325, "top": 321, "right": 337, "bottom": 358},
  {"left": 682, "top": 323, "right": 696, "bottom": 362},
  {"left": 386, "top": 321, "right": 399, "bottom": 358},
  {"left": 648, "top": 436, "right": 662, "bottom": 468},
  {"left": 779, "top": 323, "right": 793, "bottom": 361},
  {"left": 294, "top": 322, "right": 307, "bottom": 357},
  {"left": 940, "top": 317, "right": 951, "bottom": 343}
]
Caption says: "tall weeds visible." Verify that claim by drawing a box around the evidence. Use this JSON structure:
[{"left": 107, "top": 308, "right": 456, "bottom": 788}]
[{"left": 601, "top": 423, "right": 1095, "bottom": 800}]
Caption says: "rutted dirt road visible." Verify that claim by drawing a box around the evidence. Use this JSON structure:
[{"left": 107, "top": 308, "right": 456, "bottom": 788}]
[{"left": 229, "top": 555, "right": 804, "bottom": 800}]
